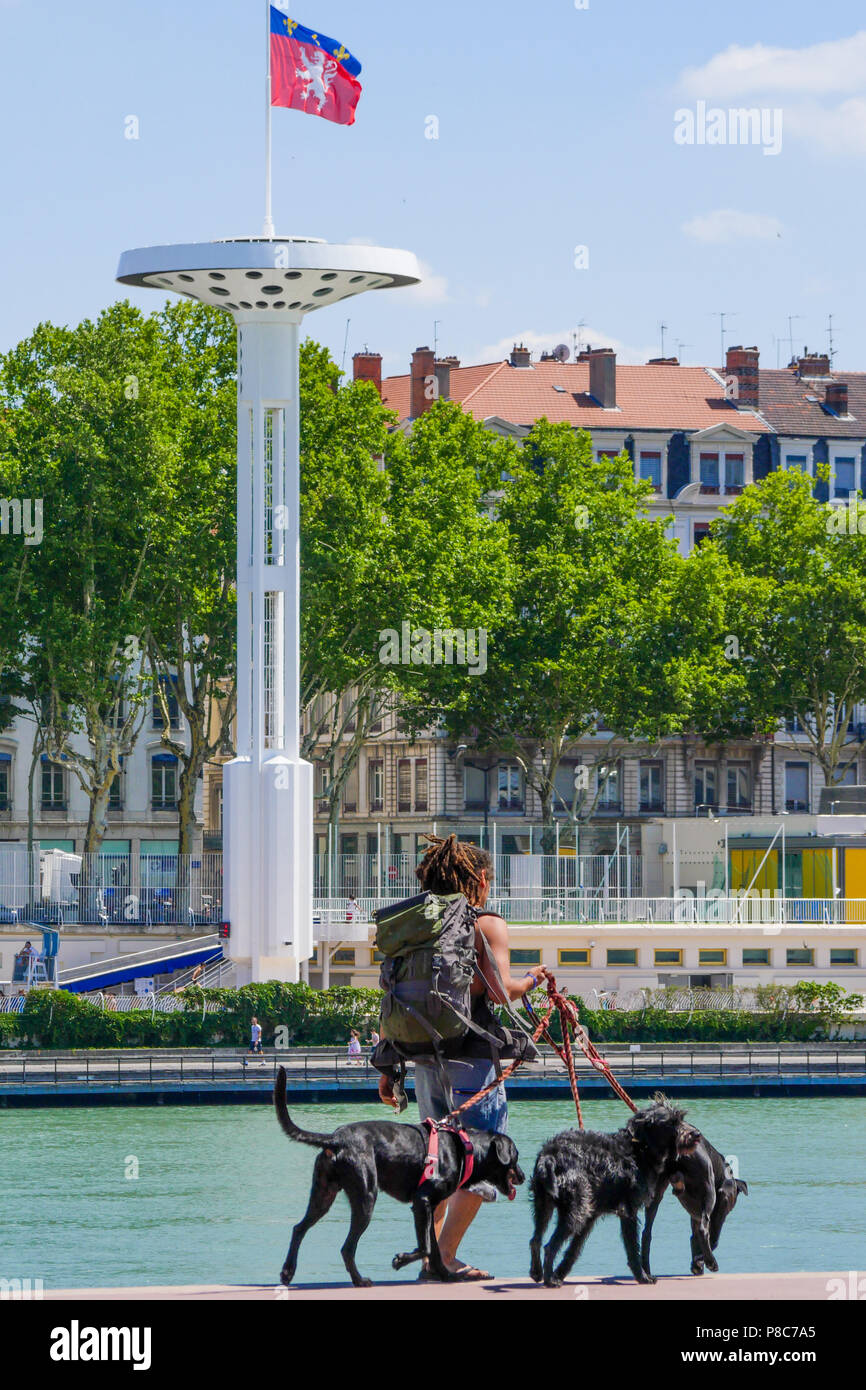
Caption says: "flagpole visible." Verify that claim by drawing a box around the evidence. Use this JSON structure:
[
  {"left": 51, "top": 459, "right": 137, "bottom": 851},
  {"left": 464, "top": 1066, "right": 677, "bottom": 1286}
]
[{"left": 264, "top": 0, "right": 275, "bottom": 238}]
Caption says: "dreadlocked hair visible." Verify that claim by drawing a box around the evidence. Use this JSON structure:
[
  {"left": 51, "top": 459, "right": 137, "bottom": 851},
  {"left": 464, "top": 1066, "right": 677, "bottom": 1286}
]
[{"left": 415, "top": 833, "right": 493, "bottom": 907}]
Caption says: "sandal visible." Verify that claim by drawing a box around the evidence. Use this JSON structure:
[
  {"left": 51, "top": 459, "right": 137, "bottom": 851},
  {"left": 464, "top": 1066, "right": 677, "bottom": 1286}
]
[{"left": 418, "top": 1262, "right": 492, "bottom": 1282}]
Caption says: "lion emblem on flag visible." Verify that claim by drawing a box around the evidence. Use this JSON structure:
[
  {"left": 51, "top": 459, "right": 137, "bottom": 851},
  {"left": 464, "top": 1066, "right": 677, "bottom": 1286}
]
[{"left": 294, "top": 46, "right": 339, "bottom": 112}]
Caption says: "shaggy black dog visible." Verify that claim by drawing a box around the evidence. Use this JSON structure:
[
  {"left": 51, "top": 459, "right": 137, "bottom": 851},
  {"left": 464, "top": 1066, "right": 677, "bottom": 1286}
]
[
  {"left": 273, "top": 1066, "right": 524, "bottom": 1287},
  {"left": 641, "top": 1129, "right": 749, "bottom": 1277},
  {"left": 529, "top": 1101, "right": 695, "bottom": 1287}
]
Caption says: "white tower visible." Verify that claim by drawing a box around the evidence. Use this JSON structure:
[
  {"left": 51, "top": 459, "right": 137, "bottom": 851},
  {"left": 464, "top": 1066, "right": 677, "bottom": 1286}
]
[{"left": 116, "top": 236, "right": 421, "bottom": 981}]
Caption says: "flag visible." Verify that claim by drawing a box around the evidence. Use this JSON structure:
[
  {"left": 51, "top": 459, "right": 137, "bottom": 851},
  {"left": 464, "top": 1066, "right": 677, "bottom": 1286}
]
[{"left": 270, "top": 8, "right": 362, "bottom": 126}]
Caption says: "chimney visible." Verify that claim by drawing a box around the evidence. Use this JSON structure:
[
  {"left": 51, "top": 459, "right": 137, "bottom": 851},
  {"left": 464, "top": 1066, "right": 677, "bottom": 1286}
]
[
  {"left": 792, "top": 350, "right": 831, "bottom": 379},
  {"left": 434, "top": 355, "right": 459, "bottom": 401},
  {"left": 352, "top": 349, "right": 382, "bottom": 395},
  {"left": 509, "top": 343, "right": 532, "bottom": 368},
  {"left": 825, "top": 380, "right": 849, "bottom": 415},
  {"left": 587, "top": 347, "right": 616, "bottom": 408},
  {"left": 410, "top": 345, "right": 436, "bottom": 418},
  {"left": 724, "top": 345, "right": 760, "bottom": 408}
]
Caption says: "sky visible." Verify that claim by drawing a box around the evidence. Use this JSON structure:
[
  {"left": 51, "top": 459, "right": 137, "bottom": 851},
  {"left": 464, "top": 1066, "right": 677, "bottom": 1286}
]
[{"left": 1, "top": 0, "right": 865, "bottom": 378}]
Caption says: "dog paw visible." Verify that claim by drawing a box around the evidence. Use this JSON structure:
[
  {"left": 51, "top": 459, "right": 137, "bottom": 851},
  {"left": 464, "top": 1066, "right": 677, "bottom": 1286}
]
[
  {"left": 706, "top": 1258, "right": 719, "bottom": 1273},
  {"left": 529, "top": 1266, "right": 543, "bottom": 1284},
  {"left": 352, "top": 1276, "right": 373, "bottom": 1288},
  {"left": 637, "top": 1274, "right": 657, "bottom": 1285},
  {"left": 691, "top": 1263, "right": 705, "bottom": 1276},
  {"left": 544, "top": 1276, "right": 564, "bottom": 1289},
  {"left": 279, "top": 1269, "right": 294, "bottom": 1287}
]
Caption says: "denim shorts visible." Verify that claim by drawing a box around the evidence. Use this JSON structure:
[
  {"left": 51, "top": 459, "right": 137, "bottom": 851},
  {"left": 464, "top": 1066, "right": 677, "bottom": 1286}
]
[{"left": 413, "top": 1055, "right": 508, "bottom": 1135}]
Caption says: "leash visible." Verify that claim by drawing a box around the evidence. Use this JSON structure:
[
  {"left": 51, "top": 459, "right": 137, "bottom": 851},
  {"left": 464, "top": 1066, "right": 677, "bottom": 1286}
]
[{"left": 439, "top": 974, "right": 638, "bottom": 1130}]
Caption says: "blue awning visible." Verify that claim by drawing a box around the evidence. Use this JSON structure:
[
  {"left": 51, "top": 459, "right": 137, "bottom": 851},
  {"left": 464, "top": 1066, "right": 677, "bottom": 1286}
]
[{"left": 62, "top": 944, "right": 222, "bottom": 994}]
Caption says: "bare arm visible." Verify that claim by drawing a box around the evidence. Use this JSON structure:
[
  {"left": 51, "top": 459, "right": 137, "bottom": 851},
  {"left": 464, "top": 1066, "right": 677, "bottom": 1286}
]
[{"left": 474, "top": 912, "right": 550, "bottom": 1004}]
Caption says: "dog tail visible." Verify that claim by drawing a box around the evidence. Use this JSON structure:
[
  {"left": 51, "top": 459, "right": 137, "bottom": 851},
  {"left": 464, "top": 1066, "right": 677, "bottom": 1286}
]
[
  {"left": 533, "top": 1153, "right": 560, "bottom": 1200},
  {"left": 273, "top": 1066, "right": 336, "bottom": 1148}
]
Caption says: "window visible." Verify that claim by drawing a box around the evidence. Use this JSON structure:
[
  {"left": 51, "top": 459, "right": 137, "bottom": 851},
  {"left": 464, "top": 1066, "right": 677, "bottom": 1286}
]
[
  {"left": 558, "top": 949, "right": 590, "bottom": 966},
  {"left": 332, "top": 949, "right": 356, "bottom": 966},
  {"left": 833, "top": 457, "right": 857, "bottom": 498},
  {"left": 342, "top": 763, "right": 358, "bottom": 813},
  {"left": 639, "top": 451, "right": 662, "bottom": 490},
  {"left": 699, "top": 452, "right": 719, "bottom": 493},
  {"left": 340, "top": 690, "right": 356, "bottom": 734},
  {"left": 654, "top": 949, "right": 682, "bottom": 966},
  {"left": 151, "top": 754, "right": 178, "bottom": 810},
  {"left": 397, "top": 759, "right": 412, "bottom": 813},
  {"left": 370, "top": 948, "right": 385, "bottom": 965},
  {"left": 724, "top": 453, "right": 744, "bottom": 491},
  {"left": 743, "top": 948, "right": 771, "bottom": 966},
  {"left": 414, "top": 758, "right": 428, "bottom": 813},
  {"left": 785, "top": 762, "right": 810, "bottom": 813},
  {"left": 786, "top": 948, "right": 814, "bottom": 966},
  {"left": 497, "top": 763, "right": 523, "bottom": 812},
  {"left": 693, "top": 522, "right": 711, "bottom": 547},
  {"left": 152, "top": 675, "right": 180, "bottom": 730},
  {"left": 727, "top": 762, "right": 752, "bottom": 810},
  {"left": 41, "top": 759, "right": 66, "bottom": 809},
  {"left": 607, "top": 948, "right": 638, "bottom": 966},
  {"left": 554, "top": 760, "right": 580, "bottom": 814},
  {"left": 509, "top": 949, "right": 541, "bottom": 967},
  {"left": 108, "top": 759, "right": 124, "bottom": 810},
  {"left": 639, "top": 760, "right": 663, "bottom": 812},
  {"left": 784, "top": 453, "right": 809, "bottom": 473},
  {"left": 830, "top": 948, "right": 857, "bottom": 965},
  {"left": 694, "top": 762, "right": 718, "bottom": 810},
  {"left": 367, "top": 759, "right": 383, "bottom": 813},
  {"left": 0, "top": 753, "right": 10, "bottom": 809},
  {"left": 698, "top": 949, "right": 727, "bottom": 966},
  {"left": 597, "top": 761, "right": 622, "bottom": 811},
  {"left": 464, "top": 763, "right": 487, "bottom": 811},
  {"left": 315, "top": 760, "right": 330, "bottom": 810}
]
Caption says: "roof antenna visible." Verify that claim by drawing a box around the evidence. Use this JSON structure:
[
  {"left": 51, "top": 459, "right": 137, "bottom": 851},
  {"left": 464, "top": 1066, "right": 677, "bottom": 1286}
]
[
  {"left": 827, "top": 313, "right": 836, "bottom": 368},
  {"left": 712, "top": 311, "right": 736, "bottom": 366},
  {"left": 659, "top": 321, "right": 668, "bottom": 357},
  {"left": 341, "top": 318, "right": 351, "bottom": 373},
  {"left": 787, "top": 314, "right": 803, "bottom": 366},
  {"left": 434, "top": 320, "right": 441, "bottom": 357}
]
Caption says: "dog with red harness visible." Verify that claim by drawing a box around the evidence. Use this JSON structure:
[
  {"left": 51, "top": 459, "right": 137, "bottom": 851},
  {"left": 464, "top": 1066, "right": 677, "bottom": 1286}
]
[{"left": 273, "top": 1066, "right": 524, "bottom": 1288}]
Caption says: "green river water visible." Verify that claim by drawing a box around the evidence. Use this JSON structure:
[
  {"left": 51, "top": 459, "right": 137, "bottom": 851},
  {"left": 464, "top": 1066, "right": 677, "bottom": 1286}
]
[{"left": 2, "top": 1097, "right": 863, "bottom": 1288}]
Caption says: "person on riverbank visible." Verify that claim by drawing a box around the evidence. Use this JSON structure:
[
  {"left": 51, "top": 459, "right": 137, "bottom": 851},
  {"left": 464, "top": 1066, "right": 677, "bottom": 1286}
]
[
  {"left": 249, "top": 1017, "right": 263, "bottom": 1060},
  {"left": 347, "top": 1029, "right": 362, "bottom": 1065},
  {"left": 375, "top": 833, "right": 549, "bottom": 1281}
]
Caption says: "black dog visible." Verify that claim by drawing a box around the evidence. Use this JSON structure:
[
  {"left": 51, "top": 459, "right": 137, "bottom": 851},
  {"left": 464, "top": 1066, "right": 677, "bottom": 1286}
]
[
  {"left": 529, "top": 1101, "right": 690, "bottom": 1288},
  {"left": 274, "top": 1066, "right": 524, "bottom": 1287},
  {"left": 642, "top": 1130, "right": 748, "bottom": 1277}
]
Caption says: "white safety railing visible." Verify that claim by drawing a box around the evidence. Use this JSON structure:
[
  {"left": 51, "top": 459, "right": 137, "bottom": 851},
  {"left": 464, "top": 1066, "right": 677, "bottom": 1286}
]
[{"left": 314, "top": 852, "right": 644, "bottom": 900}]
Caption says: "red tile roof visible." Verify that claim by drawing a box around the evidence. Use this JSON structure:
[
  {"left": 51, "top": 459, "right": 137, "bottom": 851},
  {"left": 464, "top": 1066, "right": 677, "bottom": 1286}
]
[
  {"left": 381, "top": 359, "right": 771, "bottom": 434},
  {"left": 755, "top": 370, "right": 866, "bottom": 438}
]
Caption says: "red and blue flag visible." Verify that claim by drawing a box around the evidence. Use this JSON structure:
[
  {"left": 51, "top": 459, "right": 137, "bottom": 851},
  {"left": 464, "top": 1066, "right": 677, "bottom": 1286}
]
[{"left": 270, "top": 9, "right": 362, "bottom": 126}]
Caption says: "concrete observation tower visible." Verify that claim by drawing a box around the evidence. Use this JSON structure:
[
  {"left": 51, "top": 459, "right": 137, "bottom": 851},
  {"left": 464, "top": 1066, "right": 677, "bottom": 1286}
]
[{"left": 116, "top": 236, "right": 421, "bottom": 981}]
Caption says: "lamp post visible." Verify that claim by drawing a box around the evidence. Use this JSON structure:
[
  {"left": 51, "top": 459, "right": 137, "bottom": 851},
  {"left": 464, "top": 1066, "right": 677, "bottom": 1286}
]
[{"left": 117, "top": 236, "right": 420, "bottom": 981}]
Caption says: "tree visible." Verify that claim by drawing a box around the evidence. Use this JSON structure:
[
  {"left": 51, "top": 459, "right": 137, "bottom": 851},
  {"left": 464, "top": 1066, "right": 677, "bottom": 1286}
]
[
  {"left": 709, "top": 467, "right": 866, "bottom": 785},
  {"left": 425, "top": 420, "right": 681, "bottom": 841},
  {"left": 145, "top": 300, "right": 238, "bottom": 858},
  {"left": 0, "top": 305, "right": 173, "bottom": 863}
]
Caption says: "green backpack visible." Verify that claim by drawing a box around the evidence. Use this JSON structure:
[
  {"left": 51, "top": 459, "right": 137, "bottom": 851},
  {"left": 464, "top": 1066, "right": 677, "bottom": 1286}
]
[{"left": 373, "top": 891, "right": 482, "bottom": 1055}]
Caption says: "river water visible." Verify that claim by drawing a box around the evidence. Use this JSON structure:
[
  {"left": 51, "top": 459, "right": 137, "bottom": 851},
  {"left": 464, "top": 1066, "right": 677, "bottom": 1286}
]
[{"left": 2, "top": 1096, "right": 863, "bottom": 1288}]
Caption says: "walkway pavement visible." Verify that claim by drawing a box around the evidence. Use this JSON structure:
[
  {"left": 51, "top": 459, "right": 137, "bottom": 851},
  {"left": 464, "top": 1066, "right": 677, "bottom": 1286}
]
[{"left": 43, "top": 1271, "right": 843, "bottom": 1301}]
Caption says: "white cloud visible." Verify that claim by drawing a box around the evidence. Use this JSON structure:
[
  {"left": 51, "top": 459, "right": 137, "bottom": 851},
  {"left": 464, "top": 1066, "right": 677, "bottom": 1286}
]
[
  {"left": 677, "top": 32, "right": 866, "bottom": 158},
  {"left": 683, "top": 209, "right": 784, "bottom": 244},
  {"left": 474, "top": 327, "right": 657, "bottom": 367},
  {"left": 680, "top": 32, "right": 866, "bottom": 98},
  {"left": 401, "top": 259, "right": 449, "bottom": 305}
]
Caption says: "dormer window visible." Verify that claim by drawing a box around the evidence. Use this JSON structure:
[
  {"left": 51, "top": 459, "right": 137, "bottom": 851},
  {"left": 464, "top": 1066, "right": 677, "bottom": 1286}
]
[
  {"left": 639, "top": 450, "right": 662, "bottom": 490},
  {"left": 699, "top": 452, "right": 720, "bottom": 493},
  {"left": 725, "top": 453, "right": 744, "bottom": 491}
]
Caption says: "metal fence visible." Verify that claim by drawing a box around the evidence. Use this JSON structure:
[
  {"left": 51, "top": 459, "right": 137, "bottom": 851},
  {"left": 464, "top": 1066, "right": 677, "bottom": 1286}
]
[
  {"left": 0, "top": 850, "right": 223, "bottom": 926},
  {"left": 315, "top": 851, "right": 643, "bottom": 899}
]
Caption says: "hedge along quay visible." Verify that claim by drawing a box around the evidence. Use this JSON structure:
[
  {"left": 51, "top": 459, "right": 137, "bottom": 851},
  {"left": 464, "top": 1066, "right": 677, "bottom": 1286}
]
[{"left": 442, "top": 972, "right": 639, "bottom": 1131}]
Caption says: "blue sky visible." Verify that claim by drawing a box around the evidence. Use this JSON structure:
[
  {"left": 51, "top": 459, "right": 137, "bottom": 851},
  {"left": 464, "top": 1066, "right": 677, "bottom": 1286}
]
[{"left": 1, "top": 0, "right": 864, "bottom": 377}]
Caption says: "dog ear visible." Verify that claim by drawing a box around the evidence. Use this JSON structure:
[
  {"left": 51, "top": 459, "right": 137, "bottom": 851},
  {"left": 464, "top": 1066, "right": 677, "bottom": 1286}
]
[
  {"left": 736, "top": 1179, "right": 749, "bottom": 1196},
  {"left": 493, "top": 1134, "right": 511, "bottom": 1166}
]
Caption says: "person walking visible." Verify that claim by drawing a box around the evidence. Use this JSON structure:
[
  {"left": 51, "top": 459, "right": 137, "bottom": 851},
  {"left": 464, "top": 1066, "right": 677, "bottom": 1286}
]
[
  {"left": 347, "top": 1029, "right": 362, "bottom": 1065},
  {"left": 249, "top": 1016, "right": 264, "bottom": 1062},
  {"left": 374, "top": 833, "right": 549, "bottom": 1281}
]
